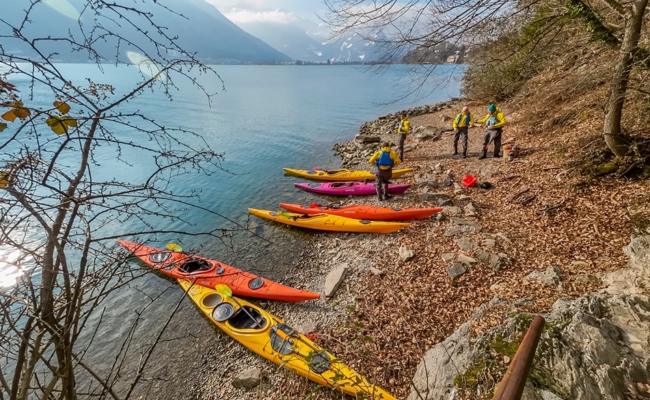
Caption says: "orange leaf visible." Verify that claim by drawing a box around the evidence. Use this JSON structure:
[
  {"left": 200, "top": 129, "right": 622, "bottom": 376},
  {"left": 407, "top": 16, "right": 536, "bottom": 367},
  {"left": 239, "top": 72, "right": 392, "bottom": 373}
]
[{"left": 2, "top": 110, "right": 16, "bottom": 122}]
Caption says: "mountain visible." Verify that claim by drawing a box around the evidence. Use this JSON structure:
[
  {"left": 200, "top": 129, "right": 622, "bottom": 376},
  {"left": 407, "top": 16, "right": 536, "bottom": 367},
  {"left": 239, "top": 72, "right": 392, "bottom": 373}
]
[
  {"left": 1, "top": 0, "right": 292, "bottom": 64},
  {"left": 236, "top": 21, "right": 328, "bottom": 62},
  {"left": 233, "top": 18, "right": 386, "bottom": 63}
]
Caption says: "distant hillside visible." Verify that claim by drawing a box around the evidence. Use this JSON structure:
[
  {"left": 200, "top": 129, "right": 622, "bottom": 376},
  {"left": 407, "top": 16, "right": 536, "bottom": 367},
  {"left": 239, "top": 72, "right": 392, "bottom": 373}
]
[
  {"left": 2, "top": 0, "right": 292, "bottom": 64},
  {"left": 231, "top": 15, "right": 386, "bottom": 63}
]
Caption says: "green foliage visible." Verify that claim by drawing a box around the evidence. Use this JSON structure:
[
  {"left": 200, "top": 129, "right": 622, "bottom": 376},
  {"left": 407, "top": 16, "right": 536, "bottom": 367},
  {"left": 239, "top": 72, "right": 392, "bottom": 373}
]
[
  {"left": 491, "top": 335, "right": 519, "bottom": 358},
  {"left": 565, "top": 0, "right": 619, "bottom": 46}
]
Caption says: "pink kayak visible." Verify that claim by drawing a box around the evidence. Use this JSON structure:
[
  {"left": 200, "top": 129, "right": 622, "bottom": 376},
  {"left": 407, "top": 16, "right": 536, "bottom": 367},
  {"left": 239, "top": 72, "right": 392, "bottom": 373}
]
[{"left": 294, "top": 181, "right": 411, "bottom": 196}]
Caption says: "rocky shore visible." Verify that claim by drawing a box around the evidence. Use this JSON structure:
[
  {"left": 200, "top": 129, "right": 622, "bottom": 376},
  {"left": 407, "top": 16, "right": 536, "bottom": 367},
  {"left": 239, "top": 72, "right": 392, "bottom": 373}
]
[{"left": 190, "top": 98, "right": 647, "bottom": 400}]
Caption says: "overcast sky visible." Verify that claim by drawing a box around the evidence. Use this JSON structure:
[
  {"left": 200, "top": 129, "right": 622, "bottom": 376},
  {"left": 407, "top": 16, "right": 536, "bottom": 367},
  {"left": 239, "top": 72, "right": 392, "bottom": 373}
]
[{"left": 204, "top": 0, "right": 326, "bottom": 20}]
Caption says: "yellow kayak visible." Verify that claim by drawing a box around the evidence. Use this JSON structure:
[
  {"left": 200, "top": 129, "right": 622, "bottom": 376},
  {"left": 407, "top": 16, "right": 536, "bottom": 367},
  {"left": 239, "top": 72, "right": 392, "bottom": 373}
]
[
  {"left": 248, "top": 208, "right": 409, "bottom": 234},
  {"left": 283, "top": 167, "right": 413, "bottom": 181},
  {"left": 179, "top": 280, "right": 396, "bottom": 400}
]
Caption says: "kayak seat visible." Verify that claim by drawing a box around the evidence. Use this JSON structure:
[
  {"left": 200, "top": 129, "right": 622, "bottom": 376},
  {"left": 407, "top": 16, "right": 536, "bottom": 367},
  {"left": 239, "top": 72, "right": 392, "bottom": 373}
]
[
  {"left": 229, "top": 306, "right": 267, "bottom": 330},
  {"left": 331, "top": 182, "right": 353, "bottom": 188},
  {"left": 179, "top": 258, "right": 212, "bottom": 274}
]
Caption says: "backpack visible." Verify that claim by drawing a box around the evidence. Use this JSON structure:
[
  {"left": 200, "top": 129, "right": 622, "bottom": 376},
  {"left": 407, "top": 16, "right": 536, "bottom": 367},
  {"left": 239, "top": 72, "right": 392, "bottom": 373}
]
[{"left": 376, "top": 150, "right": 394, "bottom": 168}]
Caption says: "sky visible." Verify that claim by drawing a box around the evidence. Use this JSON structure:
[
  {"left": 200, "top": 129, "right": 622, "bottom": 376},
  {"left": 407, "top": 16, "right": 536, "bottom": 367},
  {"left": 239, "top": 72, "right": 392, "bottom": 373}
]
[{"left": 204, "top": 0, "right": 326, "bottom": 21}]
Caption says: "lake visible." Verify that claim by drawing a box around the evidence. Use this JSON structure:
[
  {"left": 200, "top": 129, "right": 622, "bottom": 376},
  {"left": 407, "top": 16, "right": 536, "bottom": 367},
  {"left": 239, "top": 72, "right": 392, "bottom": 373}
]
[{"left": 0, "top": 63, "right": 462, "bottom": 287}]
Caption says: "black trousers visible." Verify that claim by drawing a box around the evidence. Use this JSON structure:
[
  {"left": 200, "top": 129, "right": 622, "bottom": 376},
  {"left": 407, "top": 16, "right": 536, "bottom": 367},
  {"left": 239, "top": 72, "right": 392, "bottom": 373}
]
[
  {"left": 483, "top": 128, "right": 502, "bottom": 156},
  {"left": 453, "top": 127, "right": 468, "bottom": 155},
  {"left": 374, "top": 168, "right": 392, "bottom": 199},
  {"left": 398, "top": 134, "right": 406, "bottom": 160}
]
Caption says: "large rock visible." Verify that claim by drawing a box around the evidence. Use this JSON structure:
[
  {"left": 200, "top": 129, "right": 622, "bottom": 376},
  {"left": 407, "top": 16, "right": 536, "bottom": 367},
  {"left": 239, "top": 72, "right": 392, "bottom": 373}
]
[
  {"left": 408, "top": 323, "right": 472, "bottom": 400},
  {"left": 324, "top": 264, "right": 348, "bottom": 297},
  {"left": 232, "top": 368, "right": 264, "bottom": 389},
  {"left": 475, "top": 249, "right": 504, "bottom": 270},
  {"left": 456, "top": 237, "right": 479, "bottom": 252},
  {"left": 399, "top": 246, "right": 415, "bottom": 262},
  {"left": 443, "top": 227, "right": 463, "bottom": 237},
  {"left": 450, "top": 217, "right": 482, "bottom": 232},
  {"left": 458, "top": 254, "right": 477, "bottom": 266},
  {"left": 446, "top": 263, "right": 468, "bottom": 279},
  {"left": 409, "top": 235, "right": 650, "bottom": 400},
  {"left": 524, "top": 266, "right": 563, "bottom": 286}
]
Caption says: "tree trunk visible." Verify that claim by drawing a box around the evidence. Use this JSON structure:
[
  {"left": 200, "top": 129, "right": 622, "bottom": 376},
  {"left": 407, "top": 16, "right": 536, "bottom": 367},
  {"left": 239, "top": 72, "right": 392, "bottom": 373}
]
[{"left": 603, "top": 0, "right": 649, "bottom": 157}]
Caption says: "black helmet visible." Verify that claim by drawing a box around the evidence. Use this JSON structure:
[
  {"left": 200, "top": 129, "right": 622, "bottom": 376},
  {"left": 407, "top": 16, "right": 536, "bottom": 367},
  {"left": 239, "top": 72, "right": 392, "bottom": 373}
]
[{"left": 479, "top": 181, "right": 493, "bottom": 189}]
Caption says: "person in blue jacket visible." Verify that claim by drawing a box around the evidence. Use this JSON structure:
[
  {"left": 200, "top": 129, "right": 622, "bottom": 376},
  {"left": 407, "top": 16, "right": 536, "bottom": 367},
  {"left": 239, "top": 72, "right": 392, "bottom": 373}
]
[{"left": 368, "top": 142, "right": 402, "bottom": 201}]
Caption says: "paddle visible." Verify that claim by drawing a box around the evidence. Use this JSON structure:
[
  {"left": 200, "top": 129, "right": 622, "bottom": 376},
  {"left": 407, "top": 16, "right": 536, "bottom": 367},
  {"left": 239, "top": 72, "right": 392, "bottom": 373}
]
[
  {"left": 166, "top": 243, "right": 183, "bottom": 252},
  {"left": 215, "top": 283, "right": 233, "bottom": 297}
]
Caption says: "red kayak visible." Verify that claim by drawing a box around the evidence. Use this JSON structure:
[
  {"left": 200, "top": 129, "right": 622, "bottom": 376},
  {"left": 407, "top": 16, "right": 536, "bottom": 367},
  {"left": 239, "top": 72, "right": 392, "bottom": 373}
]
[
  {"left": 117, "top": 239, "right": 319, "bottom": 302},
  {"left": 279, "top": 203, "right": 442, "bottom": 221}
]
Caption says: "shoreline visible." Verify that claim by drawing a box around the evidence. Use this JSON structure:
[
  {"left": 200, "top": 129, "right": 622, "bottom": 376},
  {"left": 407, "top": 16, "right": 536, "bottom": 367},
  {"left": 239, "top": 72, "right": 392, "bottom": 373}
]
[{"left": 190, "top": 95, "right": 638, "bottom": 399}]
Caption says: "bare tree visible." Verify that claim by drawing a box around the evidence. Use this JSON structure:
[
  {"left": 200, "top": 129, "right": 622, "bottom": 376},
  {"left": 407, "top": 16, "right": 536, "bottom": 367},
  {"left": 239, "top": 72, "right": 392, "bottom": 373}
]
[
  {"left": 324, "top": 0, "right": 650, "bottom": 157},
  {"left": 0, "top": 1, "right": 243, "bottom": 399}
]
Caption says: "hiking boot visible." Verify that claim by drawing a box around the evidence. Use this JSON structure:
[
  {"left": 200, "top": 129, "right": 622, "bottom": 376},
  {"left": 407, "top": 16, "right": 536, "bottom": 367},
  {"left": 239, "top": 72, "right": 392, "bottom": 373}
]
[
  {"left": 385, "top": 194, "right": 393, "bottom": 199},
  {"left": 462, "top": 154, "right": 467, "bottom": 159},
  {"left": 494, "top": 153, "right": 501, "bottom": 158},
  {"left": 452, "top": 151, "right": 458, "bottom": 156},
  {"left": 478, "top": 152, "right": 487, "bottom": 160}
]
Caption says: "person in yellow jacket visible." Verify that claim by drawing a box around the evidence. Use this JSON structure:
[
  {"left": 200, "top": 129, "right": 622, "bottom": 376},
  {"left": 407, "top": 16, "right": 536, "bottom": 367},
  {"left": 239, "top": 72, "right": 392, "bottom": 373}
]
[
  {"left": 368, "top": 142, "right": 402, "bottom": 201},
  {"left": 396, "top": 113, "right": 410, "bottom": 160},
  {"left": 476, "top": 103, "right": 507, "bottom": 159},
  {"left": 452, "top": 105, "right": 474, "bottom": 158}
]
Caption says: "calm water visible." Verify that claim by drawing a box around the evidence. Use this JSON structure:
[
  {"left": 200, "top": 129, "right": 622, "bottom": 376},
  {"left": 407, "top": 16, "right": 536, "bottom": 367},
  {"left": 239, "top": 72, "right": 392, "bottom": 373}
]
[
  {"left": 1, "top": 64, "right": 462, "bottom": 287},
  {"left": 1, "top": 64, "right": 461, "bottom": 397}
]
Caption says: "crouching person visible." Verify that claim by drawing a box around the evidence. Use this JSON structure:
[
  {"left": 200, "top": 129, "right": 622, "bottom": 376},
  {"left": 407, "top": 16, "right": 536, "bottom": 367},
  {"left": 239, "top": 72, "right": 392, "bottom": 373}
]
[{"left": 368, "top": 142, "right": 402, "bottom": 201}]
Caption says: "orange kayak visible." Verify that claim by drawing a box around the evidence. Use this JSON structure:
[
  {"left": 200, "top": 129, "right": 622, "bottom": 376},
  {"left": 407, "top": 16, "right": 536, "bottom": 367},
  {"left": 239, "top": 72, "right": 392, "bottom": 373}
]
[
  {"left": 117, "top": 239, "right": 319, "bottom": 302},
  {"left": 280, "top": 203, "right": 442, "bottom": 221}
]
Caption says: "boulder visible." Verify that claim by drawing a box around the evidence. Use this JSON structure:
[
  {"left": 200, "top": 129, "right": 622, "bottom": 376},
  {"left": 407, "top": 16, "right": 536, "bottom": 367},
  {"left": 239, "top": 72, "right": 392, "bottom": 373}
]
[
  {"left": 450, "top": 217, "right": 482, "bottom": 231},
  {"left": 232, "top": 368, "right": 264, "bottom": 389},
  {"left": 444, "top": 227, "right": 463, "bottom": 237},
  {"left": 458, "top": 254, "right": 477, "bottom": 266},
  {"left": 399, "top": 247, "right": 415, "bottom": 262},
  {"left": 447, "top": 263, "right": 468, "bottom": 280},
  {"left": 475, "top": 249, "right": 504, "bottom": 271},
  {"left": 443, "top": 206, "right": 462, "bottom": 216},
  {"left": 456, "top": 237, "right": 479, "bottom": 252},
  {"left": 407, "top": 323, "right": 473, "bottom": 400},
  {"left": 524, "top": 266, "right": 563, "bottom": 287},
  {"left": 441, "top": 253, "right": 456, "bottom": 262},
  {"left": 324, "top": 264, "right": 348, "bottom": 297}
]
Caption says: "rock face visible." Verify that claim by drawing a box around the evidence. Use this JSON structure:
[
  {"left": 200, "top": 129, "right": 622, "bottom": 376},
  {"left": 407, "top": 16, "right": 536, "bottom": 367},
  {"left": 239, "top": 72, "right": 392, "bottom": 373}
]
[
  {"left": 232, "top": 368, "right": 264, "bottom": 389},
  {"left": 409, "top": 235, "right": 650, "bottom": 400},
  {"left": 324, "top": 264, "right": 348, "bottom": 297}
]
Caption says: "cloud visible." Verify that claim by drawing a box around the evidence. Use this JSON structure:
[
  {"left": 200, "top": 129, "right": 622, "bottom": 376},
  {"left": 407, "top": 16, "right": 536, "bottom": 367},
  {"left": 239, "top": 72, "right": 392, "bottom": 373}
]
[{"left": 222, "top": 8, "right": 297, "bottom": 24}]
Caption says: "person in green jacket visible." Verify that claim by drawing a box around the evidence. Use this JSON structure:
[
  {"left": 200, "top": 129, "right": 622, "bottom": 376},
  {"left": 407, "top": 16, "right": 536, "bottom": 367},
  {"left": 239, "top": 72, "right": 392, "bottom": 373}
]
[
  {"left": 476, "top": 103, "right": 507, "bottom": 159},
  {"left": 396, "top": 113, "right": 410, "bottom": 161},
  {"left": 368, "top": 142, "right": 402, "bottom": 201},
  {"left": 452, "top": 105, "right": 474, "bottom": 158}
]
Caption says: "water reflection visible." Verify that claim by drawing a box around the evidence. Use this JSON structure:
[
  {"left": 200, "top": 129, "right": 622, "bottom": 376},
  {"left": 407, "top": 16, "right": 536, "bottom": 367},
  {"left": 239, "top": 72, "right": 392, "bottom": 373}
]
[{"left": 0, "top": 247, "right": 32, "bottom": 289}]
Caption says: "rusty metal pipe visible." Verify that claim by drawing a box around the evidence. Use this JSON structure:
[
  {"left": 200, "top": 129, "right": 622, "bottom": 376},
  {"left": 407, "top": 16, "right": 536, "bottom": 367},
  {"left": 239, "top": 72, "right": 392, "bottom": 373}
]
[{"left": 492, "top": 315, "right": 545, "bottom": 400}]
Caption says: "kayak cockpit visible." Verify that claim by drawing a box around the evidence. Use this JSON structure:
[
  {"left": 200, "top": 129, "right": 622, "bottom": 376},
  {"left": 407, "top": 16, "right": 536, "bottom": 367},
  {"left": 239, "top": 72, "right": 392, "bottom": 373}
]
[
  {"left": 330, "top": 182, "right": 354, "bottom": 188},
  {"left": 229, "top": 306, "right": 267, "bottom": 329},
  {"left": 212, "top": 302, "right": 269, "bottom": 330},
  {"left": 178, "top": 258, "right": 212, "bottom": 274}
]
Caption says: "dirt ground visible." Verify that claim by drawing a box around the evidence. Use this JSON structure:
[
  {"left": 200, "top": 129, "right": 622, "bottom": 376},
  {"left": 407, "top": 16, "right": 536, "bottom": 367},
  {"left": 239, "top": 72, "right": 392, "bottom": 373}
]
[{"left": 190, "top": 99, "right": 650, "bottom": 400}]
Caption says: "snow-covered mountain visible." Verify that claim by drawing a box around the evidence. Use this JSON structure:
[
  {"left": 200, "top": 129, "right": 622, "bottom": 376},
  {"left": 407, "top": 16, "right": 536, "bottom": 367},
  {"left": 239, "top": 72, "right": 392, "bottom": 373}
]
[{"left": 220, "top": 6, "right": 385, "bottom": 63}]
